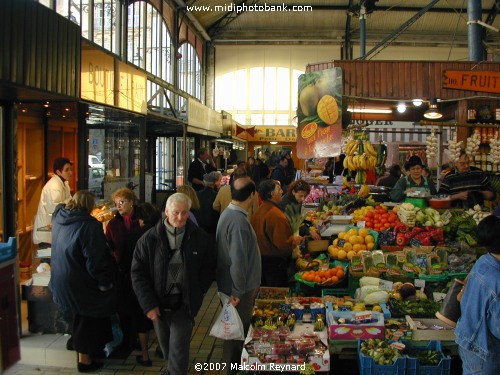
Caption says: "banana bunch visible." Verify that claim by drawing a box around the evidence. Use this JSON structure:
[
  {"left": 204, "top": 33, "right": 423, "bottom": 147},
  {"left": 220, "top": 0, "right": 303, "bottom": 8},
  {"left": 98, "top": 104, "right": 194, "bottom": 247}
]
[
  {"left": 343, "top": 140, "right": 378, "bottom": 171},
  {"left": 345, "top": 139, "right": 359, "bottom": 156},
  {"left": 296, "top": 257, "right": 321, "bottom": 270},
  {"left": 358, "top": 184, "right": 371, "bottom": 198}
]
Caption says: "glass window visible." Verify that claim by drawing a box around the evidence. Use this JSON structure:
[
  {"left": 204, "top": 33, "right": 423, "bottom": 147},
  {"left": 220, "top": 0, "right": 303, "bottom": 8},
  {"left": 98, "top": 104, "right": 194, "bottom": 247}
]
[
  {"left": 155, "top": 137, "right": 175, "bottom": 190},
  {"left": 178, "top": 42, "right": 201, "bottom": 100},
  {"left": 127, "top": 1, "right": 173, "bottom": 83}
]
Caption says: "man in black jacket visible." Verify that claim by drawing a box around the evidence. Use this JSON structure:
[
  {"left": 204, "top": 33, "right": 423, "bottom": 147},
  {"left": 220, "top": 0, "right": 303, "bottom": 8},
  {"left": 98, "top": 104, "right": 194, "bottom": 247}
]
[
  {"left": 131, "top": 193, "right": 215, "bottom": 375},
  {"left": 187, "top": 148, "right": 216, "bottom": 191}
]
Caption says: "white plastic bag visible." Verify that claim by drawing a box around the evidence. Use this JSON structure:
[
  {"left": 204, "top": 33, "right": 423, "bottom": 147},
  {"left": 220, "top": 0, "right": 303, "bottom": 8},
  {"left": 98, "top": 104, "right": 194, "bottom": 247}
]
[{"left": 209, "top": 292, "right": 245, "bottom": 340}]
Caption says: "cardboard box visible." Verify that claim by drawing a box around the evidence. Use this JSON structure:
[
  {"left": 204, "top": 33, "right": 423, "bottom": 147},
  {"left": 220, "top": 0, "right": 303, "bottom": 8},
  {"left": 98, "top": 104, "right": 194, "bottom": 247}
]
[
  {"left": 326, "top": 309, "right": 385, "bottom": 340},
  {"left": 406, "top": 315, "right": 455, "bottom": 341},
  {"left": 241, "top": 323, "right": 330, "bottom": 372}
]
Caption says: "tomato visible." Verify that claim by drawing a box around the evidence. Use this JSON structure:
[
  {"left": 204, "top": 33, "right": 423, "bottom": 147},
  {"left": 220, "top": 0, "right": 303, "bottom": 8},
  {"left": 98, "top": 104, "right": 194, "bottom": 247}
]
[{"left": 365, "top": 211, "right": 374, "bottom": 219}]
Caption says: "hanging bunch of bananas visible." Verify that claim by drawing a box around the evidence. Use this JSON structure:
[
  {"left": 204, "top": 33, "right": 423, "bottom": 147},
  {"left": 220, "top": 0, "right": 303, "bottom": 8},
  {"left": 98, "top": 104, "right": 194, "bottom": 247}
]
[{"left": 343, "top": 140, "right": 378, "bottom": 172}]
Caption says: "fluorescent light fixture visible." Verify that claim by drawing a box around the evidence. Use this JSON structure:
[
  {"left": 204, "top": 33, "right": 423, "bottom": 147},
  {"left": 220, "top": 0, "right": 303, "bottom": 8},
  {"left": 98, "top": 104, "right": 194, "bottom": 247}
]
[
  {"left": 412, "top": 99, "right": 423, "bottom": 107},
  {"left": 397, "top": 103, "right": 407, "bottom": 113},
  {"left": 270, "top": 141, "right": 278, "bottom": 145},
  {"left": 347, "top": 108, "right": 393, "bottom": 114}
]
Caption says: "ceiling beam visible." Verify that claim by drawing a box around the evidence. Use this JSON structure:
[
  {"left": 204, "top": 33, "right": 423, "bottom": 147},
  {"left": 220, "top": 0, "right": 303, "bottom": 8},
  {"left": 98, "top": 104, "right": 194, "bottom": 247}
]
[{"left": 206, "top": 0, "right": 260, "bottom": 37}]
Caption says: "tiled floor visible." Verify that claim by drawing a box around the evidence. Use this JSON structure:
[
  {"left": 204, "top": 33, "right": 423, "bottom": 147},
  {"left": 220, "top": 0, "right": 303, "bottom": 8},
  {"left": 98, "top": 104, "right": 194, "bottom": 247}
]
[{"left": 5, "top": 283, "right": 224, "bottom": 375}]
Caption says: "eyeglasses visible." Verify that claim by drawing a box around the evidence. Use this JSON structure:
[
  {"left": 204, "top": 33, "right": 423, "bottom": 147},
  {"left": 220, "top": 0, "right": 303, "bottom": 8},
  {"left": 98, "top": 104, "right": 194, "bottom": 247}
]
[{"left": 114, "top": 200, "right": 127, "bottom": 206}]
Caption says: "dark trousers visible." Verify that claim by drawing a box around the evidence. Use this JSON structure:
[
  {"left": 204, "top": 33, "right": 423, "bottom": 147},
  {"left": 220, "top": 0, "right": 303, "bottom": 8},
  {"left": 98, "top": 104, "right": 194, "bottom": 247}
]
[{"left": 261, "top": 256, "right": 289, "bottom": 287}]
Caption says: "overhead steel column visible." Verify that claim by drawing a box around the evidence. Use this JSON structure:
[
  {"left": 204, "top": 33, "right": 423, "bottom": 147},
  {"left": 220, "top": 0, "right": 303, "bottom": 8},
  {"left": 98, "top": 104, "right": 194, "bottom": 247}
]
[
  {"left": 467, "top": 0, "right": 484, "bottom": 61},
  {"left": 359, "top": 5, "right": 367, "bottom": 58}
]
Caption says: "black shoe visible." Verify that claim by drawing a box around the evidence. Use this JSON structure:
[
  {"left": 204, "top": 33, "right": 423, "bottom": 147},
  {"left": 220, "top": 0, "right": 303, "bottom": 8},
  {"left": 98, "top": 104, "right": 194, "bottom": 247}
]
[
  {"left": 155, "top": 345, "right": 164, "bottom": 359},
  {"left": 77, "top": 361, "right": 103, "bottom": 373},
  {"left": 136, "top": 355, "right": 152, "bottom": 367},
  {"left": 66, "top": 336, "right": 74, "bottom": 351}
]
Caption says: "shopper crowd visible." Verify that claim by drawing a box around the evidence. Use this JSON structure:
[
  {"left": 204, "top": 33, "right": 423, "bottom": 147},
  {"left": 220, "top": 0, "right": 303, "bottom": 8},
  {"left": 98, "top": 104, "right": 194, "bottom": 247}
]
[{"left": 44, "top": 147, "right": 498, "bottom": 375}]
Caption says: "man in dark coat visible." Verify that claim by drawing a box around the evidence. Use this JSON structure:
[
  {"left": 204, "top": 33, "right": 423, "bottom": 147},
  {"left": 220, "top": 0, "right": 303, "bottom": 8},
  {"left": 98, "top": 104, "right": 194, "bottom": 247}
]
[
  {"left": 187, "top": 148, "right": 216, "bottom": 191},
  {"left": 271, "top": 155, "right": 292, "bottom": 193},
  {"left": 131, "top": 193, "right": 215, "bottom": 375},
  {"left": 195, "top": 171, "right": 221, "bottom": 235}
]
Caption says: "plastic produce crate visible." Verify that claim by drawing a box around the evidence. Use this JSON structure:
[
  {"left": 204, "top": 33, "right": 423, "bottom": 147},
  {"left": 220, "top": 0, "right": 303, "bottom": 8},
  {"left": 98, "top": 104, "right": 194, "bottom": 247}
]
[
  {"left": 358, "top": 340, "right": 407, "bottom": 375},
  {"left": 0, "top": 237, "right": 16, "bottom": 262},
  {"left": 406, "top": 341, "right": 451, "bottom": 375}
]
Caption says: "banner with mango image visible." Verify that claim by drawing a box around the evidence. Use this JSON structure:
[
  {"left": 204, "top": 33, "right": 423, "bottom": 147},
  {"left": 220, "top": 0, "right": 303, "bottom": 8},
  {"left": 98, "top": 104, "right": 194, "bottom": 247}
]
[{"left": 296, "top": 68, "right": 343, "bottom": 159}]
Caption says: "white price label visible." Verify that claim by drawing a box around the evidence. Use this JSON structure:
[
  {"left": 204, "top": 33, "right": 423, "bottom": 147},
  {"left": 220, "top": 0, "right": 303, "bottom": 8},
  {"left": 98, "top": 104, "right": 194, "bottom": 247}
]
[
  {"left": 433, "top": 292, "right": 447, "bottom": 302},
  {"left": 415, "top": 279, "right": 426, "bottom": 288},
  {"left": 379, "top": 279, "right": 394, "bottom": 291},
  {"left": 357, "top": 221, "right": 366, "bottom": 228}
]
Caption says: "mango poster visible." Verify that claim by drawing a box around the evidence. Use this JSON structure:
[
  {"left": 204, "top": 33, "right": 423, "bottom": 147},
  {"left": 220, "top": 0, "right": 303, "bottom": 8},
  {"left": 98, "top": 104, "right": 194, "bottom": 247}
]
[{"left": 296, "top": 68, "right": 342, "bottom": 159}]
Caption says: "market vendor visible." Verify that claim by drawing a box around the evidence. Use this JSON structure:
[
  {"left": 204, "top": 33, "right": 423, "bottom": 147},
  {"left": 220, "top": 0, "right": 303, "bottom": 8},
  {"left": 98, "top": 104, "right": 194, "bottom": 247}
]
[
  {"left": 390, "top": 156, "right": 437, "bottom": 203},
  {"left": 439, "top": 150, "right": 496, "bottom": 209}
]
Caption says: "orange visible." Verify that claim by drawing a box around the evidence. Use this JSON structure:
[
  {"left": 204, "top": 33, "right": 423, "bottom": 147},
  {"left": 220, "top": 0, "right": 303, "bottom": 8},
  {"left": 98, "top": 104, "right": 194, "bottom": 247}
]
[
  {"left": 365, "top": 234, "right": 375, "bottom": 244},
  {"left": 358, "top": 228, "right": 369, "bottom": 238},
  {"left": 330, "top": 248, "right": 339, "bottom": 258},
  {"left": 330, "top": 276, "right": 339, "bottom": 284},
  {"left": 366, "top": 242, "right": 375, "bottom": 251},
  {"left": 347, "top": 250, "right": 356, "bottom": 260},
  {"left": 337, "top": 269, "right": 345, "bottom": 279},
  {"left": 314, "top": 276, "right": 321, "bottom": 283},
  {"left": 336, "top": 265, "right": 344, "bottom": 271},
  {"left": 353, "top": 244, "right": 362, "bottom": 253},
  {"left": 357, "top": 235, "right": 364, "bottom": 244},
  {"left": 359, "top": 243, "right": 367, "bottom": 251},
  {"left": 338, "top": 232, "right": 346, "bottom": 240},
  {"left": 337, "top": 249, "right": 347, "bottom": 260}
]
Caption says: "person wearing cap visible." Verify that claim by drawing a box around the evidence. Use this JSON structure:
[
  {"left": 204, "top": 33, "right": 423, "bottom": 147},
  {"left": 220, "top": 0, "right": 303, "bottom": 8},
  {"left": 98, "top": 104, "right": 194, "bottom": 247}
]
[
  {"left": 195, "top": 171, "right": 222, "bottom": 235},
  {"left": 439, "top": 150, "right": 495, "bottom": 208},
  {"left": 390, "top": 156, "right": 437, "bottom": 203},
  {"left": 33, "top": 157, "right": 73, "bottom": 246}
]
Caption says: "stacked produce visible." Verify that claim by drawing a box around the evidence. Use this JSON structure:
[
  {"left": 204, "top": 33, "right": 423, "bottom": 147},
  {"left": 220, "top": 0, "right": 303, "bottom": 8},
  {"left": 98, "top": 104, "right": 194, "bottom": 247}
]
[
  {"left": 343, "top": 139, "right": 378, "bottom": 184},
  {"left": 415, "top": 207, "right": 443, "bottom": 227},
  {"left": 328, "top": 227, "right": 376, "bottom": 260},
  {"left": 359, "top": 339, "right": 403, "bottom": 365},
  {"left": 352, "top": 204, "right": 400, "bottom": 231},
  {"left": 465, "top": 205, "right": 491, "bottom": 224},
  {"left": 396, "top": 203, "right": 417, "bottom": 227}
]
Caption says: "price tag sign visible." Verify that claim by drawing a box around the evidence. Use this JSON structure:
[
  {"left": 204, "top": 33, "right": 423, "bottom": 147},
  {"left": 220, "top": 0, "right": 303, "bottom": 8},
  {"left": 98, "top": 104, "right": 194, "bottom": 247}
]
[
  {"left": 379, "top": 279, "right": 394, "bottom": 291},
  {"left": 357, "top": 221, "right": 366, "bottom": 228},
  {"left": 337, "top": 239, "right": 345, "bottom": 247},
  {"left": 441, "top": 210, "right": 452, "bottom": 223},
  {"left": 410, "top": 238, "right": 422, "bottom": 247},
  {"left": 433, "top": 292, "right": 447, "bottom": 303},
  {"left": 415, "top": 278, "right": 426, "bottom": 288}
]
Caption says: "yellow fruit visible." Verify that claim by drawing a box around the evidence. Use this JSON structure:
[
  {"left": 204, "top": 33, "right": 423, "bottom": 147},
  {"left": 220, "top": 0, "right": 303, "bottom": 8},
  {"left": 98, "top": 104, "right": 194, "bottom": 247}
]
[
  {"left": 359, "top": 228, "right": 369, "bottom": 238},
  {"left": 329, "top": 247, "right": 339, "bottom": 258},
  {"left": 338, "top": 232, "right": 346, "bottom": 240},
  {"left": 359, "top": 243, "right": 367, "bottom": 252},
  {"left": 337, "top": 249, "right": 347, "bottom": 260},
  {"left": 347, "top": 250, "right": 356, "bottom": 260},
  {"left": 342, "top": 242, "right": 353, "bottom": 252},
  {"left": 357, "top": 235, "right": 364, "bottom": 244},
  {"left": 365, "top": 234, "right": 375, "bottom": 244},
  {"left": 332, "top": 239, "right": 339, "bottom": 247},
  {"left": 349, "top": 236, "right": 359, "bottom": 245},
  {"left": 366, "top": 242, "right": 375, "bottom": 251},
  {"left": 347, "top": 228, "right": 358, "bottom": 237},
  {"left": 353, "top": 244, "right": 362, "bottom": 253},
  {"left": 317, "top": 94, "right": 339, "bottom": 125}
]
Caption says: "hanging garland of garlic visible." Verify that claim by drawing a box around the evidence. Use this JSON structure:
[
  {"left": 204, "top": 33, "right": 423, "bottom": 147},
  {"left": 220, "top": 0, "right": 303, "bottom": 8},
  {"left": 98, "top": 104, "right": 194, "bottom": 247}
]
[
  {"left": 425, "top": 129, "right": 438, "bottom": 162},
  {"left": 448, "top": 135, "right": 463, "bottom": 163},
  {"left": 490, "top": 131, "right": 500, "bottom": 165},
  {"left": 465, "top": 132, "right": 481, "bottom": 157}
]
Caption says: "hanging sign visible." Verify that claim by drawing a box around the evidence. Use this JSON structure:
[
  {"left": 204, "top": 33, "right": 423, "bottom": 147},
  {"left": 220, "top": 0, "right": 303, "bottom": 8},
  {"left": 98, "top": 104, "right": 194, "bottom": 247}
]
[
  {"left": 296, "top": 68, "right": 343, "bottom": 159},
  {"left": 443, "top": 70, "right": 500, "bottom": 94},
  {"left": 233, "top": 125, "right": 297, "bottom": 142}
]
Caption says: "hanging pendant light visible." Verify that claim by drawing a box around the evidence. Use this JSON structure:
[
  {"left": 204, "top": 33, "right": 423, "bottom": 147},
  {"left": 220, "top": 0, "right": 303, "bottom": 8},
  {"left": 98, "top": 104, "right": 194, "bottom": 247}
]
[{"left": 424, "top": 98, "right": 443, "bottom": 119}]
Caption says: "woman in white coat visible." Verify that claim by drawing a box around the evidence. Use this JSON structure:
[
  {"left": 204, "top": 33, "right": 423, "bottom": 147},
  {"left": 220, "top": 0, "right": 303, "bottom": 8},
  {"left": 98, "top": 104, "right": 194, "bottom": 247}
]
[{"left": 33, "top": 157, "right": 73, "bottom": 246}]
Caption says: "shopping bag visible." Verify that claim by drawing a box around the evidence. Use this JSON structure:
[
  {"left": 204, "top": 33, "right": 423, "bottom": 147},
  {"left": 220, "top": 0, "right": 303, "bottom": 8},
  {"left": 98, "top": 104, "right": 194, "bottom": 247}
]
[{"left": 209, "top": 292, "right": 245, "bottom": 340}]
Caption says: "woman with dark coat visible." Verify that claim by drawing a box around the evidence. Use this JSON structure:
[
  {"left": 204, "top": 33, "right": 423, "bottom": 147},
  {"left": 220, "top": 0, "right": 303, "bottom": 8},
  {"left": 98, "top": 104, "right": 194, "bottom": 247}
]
[{"left": 49, "top": 190, "right": 119, "bottom": 373}]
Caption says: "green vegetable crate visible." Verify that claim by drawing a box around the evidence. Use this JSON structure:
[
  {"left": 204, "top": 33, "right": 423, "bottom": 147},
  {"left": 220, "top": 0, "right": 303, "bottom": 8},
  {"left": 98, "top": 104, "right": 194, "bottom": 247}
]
[
  {"left": 406, "top": 341, "right": 451, "bottom": 375},
  {"left": 358, "top": 340, "right": 407, "bottom": 375}
]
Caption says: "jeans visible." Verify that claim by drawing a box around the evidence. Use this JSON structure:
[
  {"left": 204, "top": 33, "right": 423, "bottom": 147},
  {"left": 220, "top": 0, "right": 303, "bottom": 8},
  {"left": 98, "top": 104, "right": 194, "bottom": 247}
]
[
  {"left": 459, "top": 346, "right": 500, "bottom": 375},
  {"left": 153, "top": 306, "right": 193, "bottom": 375}
]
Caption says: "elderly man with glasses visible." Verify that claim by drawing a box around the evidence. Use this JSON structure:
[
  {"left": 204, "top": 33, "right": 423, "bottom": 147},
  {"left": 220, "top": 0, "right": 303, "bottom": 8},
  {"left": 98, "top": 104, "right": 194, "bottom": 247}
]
[{"left": 251, "top": 179, "right": 303, "bottom": 287}]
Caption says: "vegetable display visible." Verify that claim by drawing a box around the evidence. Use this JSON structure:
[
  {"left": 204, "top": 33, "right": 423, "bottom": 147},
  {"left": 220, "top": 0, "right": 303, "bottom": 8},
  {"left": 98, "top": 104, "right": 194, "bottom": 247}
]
[
  {"left": 408, "top": 349, "right": 442, "bottom": 366},
  {"left": 359, "top": 339, "right": 403, "bottom": 365}
]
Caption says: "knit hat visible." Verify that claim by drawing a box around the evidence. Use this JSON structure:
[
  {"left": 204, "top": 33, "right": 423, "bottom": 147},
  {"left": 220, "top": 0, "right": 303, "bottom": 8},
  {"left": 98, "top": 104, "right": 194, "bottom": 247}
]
[
  {"left": 405, "top": 155, "right": 425, "bottom": 170},
  {"left": 203, "top": 171, "right": 222, "bottom": 184}
]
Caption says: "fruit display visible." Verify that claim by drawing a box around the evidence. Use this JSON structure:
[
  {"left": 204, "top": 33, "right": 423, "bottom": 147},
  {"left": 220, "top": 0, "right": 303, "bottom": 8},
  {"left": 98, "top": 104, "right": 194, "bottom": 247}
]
[
  {"left": 328, "top": 227, "right": 377, "bottom": 261},
  {"left": 343, "top": 139, "right": 379, "bottom": 184},
  {"left": 296, "top": 264, "right": 346, "bottom": 286},
  {"left": 352, "top": 204, "right": 400, "bottom": 231}
]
